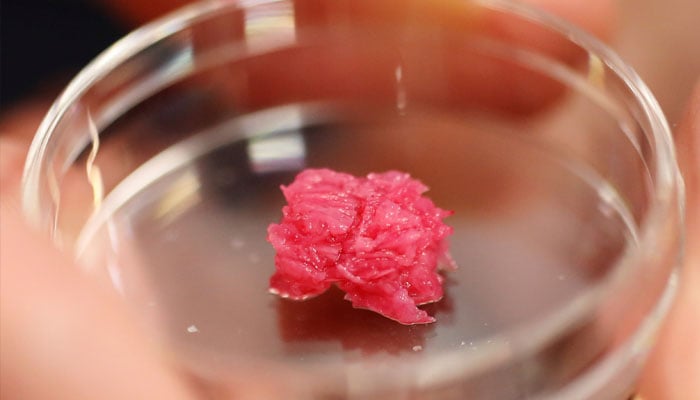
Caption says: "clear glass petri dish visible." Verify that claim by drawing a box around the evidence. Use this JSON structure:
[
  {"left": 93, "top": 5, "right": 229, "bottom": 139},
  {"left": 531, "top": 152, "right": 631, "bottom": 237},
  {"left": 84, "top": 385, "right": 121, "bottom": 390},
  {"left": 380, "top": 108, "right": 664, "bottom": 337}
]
[{"left": 22, "top": 0, "right": 684, "bottom": 399}]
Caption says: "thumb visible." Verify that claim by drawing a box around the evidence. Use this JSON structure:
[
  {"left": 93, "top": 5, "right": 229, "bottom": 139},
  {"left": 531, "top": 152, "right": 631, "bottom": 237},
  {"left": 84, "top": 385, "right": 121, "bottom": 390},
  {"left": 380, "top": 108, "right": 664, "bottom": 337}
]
[{"left": 0, "top": 142, "right": 194, "bottom": 400}]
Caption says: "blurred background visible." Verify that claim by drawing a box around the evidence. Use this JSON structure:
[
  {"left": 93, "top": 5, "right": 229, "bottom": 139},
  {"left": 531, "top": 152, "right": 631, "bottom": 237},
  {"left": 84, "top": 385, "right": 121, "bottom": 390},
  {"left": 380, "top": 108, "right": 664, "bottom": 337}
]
[{"left": 2, "top": 0, "right": 699, "bottom": 125}]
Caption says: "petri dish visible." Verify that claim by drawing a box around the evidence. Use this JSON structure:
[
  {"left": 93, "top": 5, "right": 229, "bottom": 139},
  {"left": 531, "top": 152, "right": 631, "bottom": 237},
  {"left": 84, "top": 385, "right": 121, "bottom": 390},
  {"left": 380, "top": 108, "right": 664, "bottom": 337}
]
[{"left": 22, "top": 0, "right": 684, "bottom": 398}]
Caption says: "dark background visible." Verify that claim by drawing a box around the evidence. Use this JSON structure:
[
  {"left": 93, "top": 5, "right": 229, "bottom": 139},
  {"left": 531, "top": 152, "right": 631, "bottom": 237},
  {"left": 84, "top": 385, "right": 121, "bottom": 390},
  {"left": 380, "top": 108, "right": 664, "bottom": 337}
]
[{"left": 1, "top": 0, "right": 126, "bottom": 108}]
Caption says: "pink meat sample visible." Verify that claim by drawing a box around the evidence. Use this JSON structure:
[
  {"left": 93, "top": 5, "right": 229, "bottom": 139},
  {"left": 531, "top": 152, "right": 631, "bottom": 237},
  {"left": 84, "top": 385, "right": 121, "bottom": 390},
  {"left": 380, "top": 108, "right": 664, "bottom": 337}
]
[{"left": 267, "top": 168, "right": 455, "bottom": 325}]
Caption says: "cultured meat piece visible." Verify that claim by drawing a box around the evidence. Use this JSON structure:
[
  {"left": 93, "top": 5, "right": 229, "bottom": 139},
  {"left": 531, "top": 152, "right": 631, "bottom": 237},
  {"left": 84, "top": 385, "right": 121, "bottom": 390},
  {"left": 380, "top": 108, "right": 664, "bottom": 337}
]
[{"left": 267, "top": 168, "right": 455, "bottom": 325}]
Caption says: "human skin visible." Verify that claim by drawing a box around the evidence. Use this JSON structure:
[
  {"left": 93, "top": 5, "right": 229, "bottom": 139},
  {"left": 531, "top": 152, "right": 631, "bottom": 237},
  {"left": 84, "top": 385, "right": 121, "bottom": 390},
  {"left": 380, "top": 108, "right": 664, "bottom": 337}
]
[
  {"left": 637, "top": 82, "right": 700, "bottom": 400},
  {"left": 1, "top": 0, "right": 698, "bottom": 398}
]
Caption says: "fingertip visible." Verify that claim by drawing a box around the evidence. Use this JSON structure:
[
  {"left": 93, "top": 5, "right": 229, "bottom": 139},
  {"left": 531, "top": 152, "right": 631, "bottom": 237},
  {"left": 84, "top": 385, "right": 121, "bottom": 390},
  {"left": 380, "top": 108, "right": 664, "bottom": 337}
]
[{"left": 638, "top": 77, "right": 700, "bottom": 399}]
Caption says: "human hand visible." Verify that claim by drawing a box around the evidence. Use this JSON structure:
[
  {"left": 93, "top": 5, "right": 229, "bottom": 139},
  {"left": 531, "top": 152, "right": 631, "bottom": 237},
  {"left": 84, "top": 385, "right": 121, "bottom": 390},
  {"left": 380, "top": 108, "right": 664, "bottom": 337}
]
[{"left": 637, "top": 82, "right": 700, "bottom": 399}]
